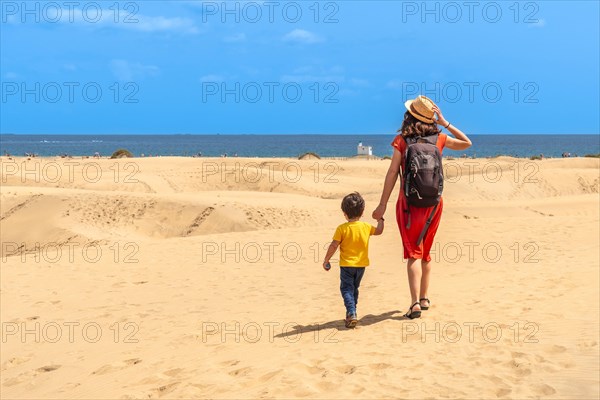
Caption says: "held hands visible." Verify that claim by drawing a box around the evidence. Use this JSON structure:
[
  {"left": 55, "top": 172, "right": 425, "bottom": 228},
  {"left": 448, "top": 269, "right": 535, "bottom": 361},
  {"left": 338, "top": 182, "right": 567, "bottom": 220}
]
[
  {"left": 372, "top": 204, "right": 386, "bottom": 221},
  {"left": 432, "top": 105, "right": 449, "bottom": 128}
]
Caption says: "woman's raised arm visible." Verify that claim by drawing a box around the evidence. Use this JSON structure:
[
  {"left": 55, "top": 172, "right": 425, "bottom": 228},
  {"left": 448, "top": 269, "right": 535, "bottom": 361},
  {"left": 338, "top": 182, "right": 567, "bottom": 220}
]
[{"left": 432, "top": 105, "right": 472, "bottom": 151}]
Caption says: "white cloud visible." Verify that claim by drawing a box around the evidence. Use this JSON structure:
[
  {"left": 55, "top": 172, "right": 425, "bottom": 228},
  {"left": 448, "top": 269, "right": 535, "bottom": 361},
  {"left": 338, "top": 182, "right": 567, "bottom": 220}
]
[
  {"left": 528, "top": 18, "right": 546, "bottom": 28},
  {"left": 386, "top": 80, "right": 403, "bottom": 89},
  {"left": 110, "top": 60, "right": 159, "bottom": 81},
  {"left": 4, "top": 7, "right": 200, "bottom": 34},
  {"left": 131, "top": 15, "right": 199, "bottom": 34},
  {"left": 350, "top": 78, "right": 370, "bottom": 87},
  {"left": 223, "top": 33, "right": 246, "bottom": 42},
  {"left": 282, "top": 29, "right": 323, "bottom": 44}
]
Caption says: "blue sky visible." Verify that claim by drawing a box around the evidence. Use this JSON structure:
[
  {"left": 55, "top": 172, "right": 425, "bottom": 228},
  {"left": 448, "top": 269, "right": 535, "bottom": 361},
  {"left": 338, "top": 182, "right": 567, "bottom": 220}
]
[{"left": 1, "top": 0, "right": 599, "bottom": 134}]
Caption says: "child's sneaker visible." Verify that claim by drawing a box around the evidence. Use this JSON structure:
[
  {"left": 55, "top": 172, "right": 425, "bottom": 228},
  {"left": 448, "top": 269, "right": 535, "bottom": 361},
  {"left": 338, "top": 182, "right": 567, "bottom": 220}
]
[{"left": 345, "top": 313, "right": 358, "bottom": 329}]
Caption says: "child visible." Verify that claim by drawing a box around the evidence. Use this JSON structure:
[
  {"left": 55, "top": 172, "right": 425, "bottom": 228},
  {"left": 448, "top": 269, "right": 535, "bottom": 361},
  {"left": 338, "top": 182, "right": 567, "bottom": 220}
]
[{"left": 323, "top": 192, "right": 384, "bottom": 328}]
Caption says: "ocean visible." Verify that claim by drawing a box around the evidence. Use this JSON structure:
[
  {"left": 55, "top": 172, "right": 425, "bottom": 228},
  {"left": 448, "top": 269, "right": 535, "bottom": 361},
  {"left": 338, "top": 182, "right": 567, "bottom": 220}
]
[{"left": 0, "top": 134, "right": 598, "bottom": 158}]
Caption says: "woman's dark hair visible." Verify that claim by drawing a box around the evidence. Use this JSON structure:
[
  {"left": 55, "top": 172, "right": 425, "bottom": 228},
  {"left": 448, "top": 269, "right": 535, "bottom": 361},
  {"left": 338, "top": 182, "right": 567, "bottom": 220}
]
[
  {"left": 341, "top": 192, "right": 365, "bottom": 219},
  {"left": 398, "top": 111, "right": 441, "bottom": 138}
]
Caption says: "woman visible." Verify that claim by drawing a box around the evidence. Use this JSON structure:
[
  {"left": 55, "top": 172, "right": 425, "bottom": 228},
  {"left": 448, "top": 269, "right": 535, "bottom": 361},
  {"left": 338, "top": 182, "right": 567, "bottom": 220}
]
[{"left": 372, "top": 95, "right": 472, "bottom": 319}]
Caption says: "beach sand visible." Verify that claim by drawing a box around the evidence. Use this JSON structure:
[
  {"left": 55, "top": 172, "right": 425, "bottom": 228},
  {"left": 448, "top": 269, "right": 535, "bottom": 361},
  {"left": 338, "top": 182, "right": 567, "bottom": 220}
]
[{"left": 1, "top": 156, "right": 599, "bottom": 399}]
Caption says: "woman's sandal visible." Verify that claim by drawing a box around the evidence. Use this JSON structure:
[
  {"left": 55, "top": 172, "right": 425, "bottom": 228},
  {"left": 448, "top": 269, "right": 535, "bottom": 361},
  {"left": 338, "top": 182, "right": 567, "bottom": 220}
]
[
  {"left": 404, "top": 302, "right": 421, "bottom": 319},
  {"left": 420, "top": 297, "right": 431, "bottom": 311}
]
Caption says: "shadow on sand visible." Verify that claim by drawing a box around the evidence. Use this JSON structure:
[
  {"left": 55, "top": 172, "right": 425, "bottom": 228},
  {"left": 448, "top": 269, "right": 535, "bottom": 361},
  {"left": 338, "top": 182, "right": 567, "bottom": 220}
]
[{"left": 273, "top": 310, "right": 409, "bottom": 339}]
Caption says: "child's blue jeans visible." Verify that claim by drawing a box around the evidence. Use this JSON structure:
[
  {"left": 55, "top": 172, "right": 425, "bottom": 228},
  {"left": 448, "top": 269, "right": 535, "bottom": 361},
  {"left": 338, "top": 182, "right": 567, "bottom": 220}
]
[{"left": 340, "top": 267, "right": 365, "bottom": 317}]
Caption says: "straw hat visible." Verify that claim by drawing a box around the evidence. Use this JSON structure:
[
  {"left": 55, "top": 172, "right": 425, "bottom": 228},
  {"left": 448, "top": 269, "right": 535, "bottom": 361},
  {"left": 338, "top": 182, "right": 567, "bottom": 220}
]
[{"left": 404, "top": 95, "right": 436, "bottom": 124}]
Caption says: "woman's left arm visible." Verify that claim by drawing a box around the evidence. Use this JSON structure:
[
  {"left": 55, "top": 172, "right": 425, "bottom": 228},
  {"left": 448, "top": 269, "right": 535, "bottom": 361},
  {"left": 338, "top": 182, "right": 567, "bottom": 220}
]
[{"left": 372, "top": 149, "right": 402, "bottom": 220}]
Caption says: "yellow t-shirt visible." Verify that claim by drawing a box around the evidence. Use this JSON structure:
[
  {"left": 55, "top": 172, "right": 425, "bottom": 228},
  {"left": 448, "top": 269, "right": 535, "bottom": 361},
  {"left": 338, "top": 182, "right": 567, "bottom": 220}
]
[{"left": 333, "top": 221, "right": 376, "bottom": 267}]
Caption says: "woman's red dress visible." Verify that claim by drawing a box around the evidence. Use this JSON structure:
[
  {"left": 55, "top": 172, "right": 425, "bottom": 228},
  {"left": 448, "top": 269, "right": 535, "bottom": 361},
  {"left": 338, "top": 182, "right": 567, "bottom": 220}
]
[{"left": 391, "top": 133, "right": 447, "bottom": 261}]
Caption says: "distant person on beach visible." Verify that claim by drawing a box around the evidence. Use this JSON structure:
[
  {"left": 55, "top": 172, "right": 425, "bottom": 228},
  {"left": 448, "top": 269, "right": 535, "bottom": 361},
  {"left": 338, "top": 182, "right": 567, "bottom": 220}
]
[
  {"left": 372, "top": 95, "right": 472, "bottom": 319},
  {"left": 323, "top": 192, "right": 384, "bottom": 328}
]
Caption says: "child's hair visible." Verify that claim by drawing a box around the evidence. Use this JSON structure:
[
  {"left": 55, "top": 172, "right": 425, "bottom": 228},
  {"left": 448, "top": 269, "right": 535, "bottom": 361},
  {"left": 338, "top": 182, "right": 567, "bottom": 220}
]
[{"left": 341, "top": 192, "right": 365, "bottom": 219}]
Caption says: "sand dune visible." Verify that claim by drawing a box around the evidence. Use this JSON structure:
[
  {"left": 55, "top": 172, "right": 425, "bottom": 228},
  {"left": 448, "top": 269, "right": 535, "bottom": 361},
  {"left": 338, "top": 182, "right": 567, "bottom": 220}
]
[{"left": 1, "top": 156, "right": 598, "bottom": 399}]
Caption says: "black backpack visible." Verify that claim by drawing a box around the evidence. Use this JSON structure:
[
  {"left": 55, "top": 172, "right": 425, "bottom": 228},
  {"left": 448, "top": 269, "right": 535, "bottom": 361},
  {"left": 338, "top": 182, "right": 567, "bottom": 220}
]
[{"left": 400, "top": 133, "right": 444, "bottom": 245}]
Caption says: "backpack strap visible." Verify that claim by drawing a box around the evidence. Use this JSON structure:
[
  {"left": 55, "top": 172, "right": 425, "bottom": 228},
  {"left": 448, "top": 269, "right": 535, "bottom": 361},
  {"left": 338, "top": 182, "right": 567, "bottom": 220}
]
[
  {"left": 416, "top": 203, "right": 439, "bottom": 246},
  {"left": 404, "top": 135, "right": 418, "bottom": 146},
  {"left": 403, "top": 133, "right": 439, "bottom": 146},
  {"left": 421, "top": 133, "right": 439, "bottom": 145}
]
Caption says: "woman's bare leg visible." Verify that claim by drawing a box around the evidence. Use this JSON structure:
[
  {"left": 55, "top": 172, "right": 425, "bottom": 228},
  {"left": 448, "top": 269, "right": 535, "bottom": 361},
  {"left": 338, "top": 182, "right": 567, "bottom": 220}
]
[
  {"left": 407, "top": 258, "right": 421, "bottom": 311},
  {"left": 420, "top": 259, "right": 432, "bottom": 307}
]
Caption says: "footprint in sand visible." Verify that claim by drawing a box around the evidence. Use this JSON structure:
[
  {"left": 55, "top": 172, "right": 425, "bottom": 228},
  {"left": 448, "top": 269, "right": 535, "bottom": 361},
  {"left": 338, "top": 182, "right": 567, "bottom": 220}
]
[
  {"left": 335, "top": 365, "right": 356, "bottom": 375},
  {"left": 59, "top": 382, "right": 81, "bottom": 391},
  {"left": 183, "top": 207, "right": 215, "bottom": 236},
  {"left": 1, "top": 357, "right": 31, "bottom": 371},
  {"left": 220, "top": 360, "right": 240, "bottom": 367},
  {"left": 92, "top": 358, "right": 142, "bottom": 375},
  {"left": 152, "top": 382, "right": 180, "bottom": 396},
  {"left": 258, "top": 369, "right": 283, "bottom": 383},
  {"left": 37, "top": 365, "right": 61, "bottom": 373},
  {"left": 163, "top": 368, "right": 184, "bottom": 378},
  {"left": 506, "top": 359, "right": 532, "bottom": 377},
  {"left": 0, "top": 194, "right": 43, "bottom": 221},
  {"left": 369, "top": 362, "right": 392, "bottom": 370},
  {"left": 228, "top": 367, "right": 252, "bottom": 377},
  {"left": 577, "top": 340, "right": 599, "bottom": 349},
  {"left": 535, "top": 383, "right": 557, "bottom": 396},
  {"left": 3, "top": 364, "right": 61, "bottom": 387},
  {"left": 546, "top": 344, "right": 567, "bottom": 354}
]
